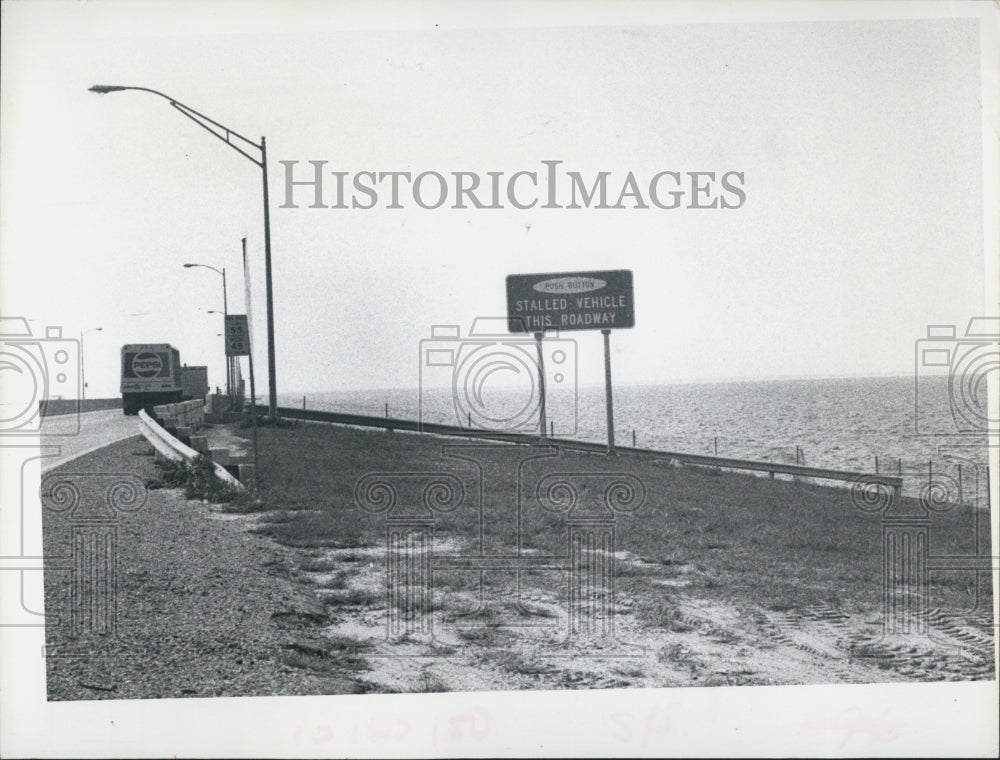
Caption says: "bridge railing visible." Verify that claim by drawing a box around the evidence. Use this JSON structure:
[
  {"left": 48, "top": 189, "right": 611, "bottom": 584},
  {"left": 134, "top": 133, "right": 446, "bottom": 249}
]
[{"left": 256, "top": 405, "right": 904, "bottom": 496}]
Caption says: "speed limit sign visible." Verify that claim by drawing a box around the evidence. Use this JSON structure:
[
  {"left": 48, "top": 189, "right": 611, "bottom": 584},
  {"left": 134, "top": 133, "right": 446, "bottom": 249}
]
[{"left": 225, "top": 314, "right": 251, "bottom": 356}]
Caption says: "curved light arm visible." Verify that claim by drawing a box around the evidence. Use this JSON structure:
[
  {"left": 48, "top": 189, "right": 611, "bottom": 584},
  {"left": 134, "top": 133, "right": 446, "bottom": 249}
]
[
  {"left": 183, "top": 263, "right": 224, "bottom": 277},
  {"left": 184, "top": 264, "right": 228, "bottom": 315},
  {"left": 89, "top": 85, "right": 263, "bottom": 166}
]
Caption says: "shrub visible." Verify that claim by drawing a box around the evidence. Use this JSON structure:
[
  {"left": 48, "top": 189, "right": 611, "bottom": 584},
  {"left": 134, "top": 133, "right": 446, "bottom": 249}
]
[{"left": 152, "top": 454, "right": 242, "bottom": 503}]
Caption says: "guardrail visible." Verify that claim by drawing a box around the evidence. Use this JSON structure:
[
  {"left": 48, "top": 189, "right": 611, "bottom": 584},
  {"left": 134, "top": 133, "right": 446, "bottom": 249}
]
[
  {"left": 256, "top": 405, "right": 903, "bottom": 496},
  {"left": 138, "top": 409, "right": 245, "bottom": 493}
]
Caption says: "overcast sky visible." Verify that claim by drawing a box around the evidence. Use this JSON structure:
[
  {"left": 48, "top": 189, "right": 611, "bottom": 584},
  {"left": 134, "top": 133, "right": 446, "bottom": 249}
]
[{"left": 2, "top": 2, "right": 996, "bottom": 399}]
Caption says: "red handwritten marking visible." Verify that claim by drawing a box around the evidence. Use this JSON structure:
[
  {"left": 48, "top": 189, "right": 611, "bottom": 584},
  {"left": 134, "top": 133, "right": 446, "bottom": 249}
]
[
  {"left": 294, "top": 707, "right": 491, "bottom": 750},
  {"left": 367, "top": 716, "right": 410, "bottom": 743},
  {"left": 610, "top": 702, "right": 681, "bottom": 745},
  {"left": 796, "top": 706, "right": 903, "bottom": 748},
  {"left": 311, "top": 724, "right": 333, "bottom": 745},
  {"left": 449, "top": 706, "right": 491, "bottom": 741}
]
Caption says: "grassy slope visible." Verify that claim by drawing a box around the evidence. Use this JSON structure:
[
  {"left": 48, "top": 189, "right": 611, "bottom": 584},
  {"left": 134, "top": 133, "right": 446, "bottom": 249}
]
[{"left": 249, "top": 421, "right": 990, "bottom": 616}]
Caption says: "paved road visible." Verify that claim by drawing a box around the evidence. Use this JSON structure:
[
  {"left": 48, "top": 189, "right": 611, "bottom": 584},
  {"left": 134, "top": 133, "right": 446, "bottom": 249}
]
[{"left": 39, "top": 409, "right": 140, "bottom": 472}]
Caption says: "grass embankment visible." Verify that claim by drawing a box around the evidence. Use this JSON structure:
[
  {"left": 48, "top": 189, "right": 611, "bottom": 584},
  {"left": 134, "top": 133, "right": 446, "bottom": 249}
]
[{"left": 248, "top": 421, "right": 988, "bottom": 617}]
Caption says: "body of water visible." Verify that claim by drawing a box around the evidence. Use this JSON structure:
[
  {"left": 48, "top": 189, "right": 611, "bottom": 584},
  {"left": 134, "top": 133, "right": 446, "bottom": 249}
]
[{"left": 280, "top": 375, "right": 991, "bottom": 504}]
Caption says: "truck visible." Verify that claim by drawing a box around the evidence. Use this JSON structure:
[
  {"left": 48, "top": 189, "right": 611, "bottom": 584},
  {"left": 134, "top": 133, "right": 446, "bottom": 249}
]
[{"left": 120, "top": 344, "right": 208, "bottom": 415}]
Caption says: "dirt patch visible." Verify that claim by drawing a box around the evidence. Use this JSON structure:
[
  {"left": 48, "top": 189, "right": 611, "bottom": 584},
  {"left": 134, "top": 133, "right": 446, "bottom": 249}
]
[{"left": 288, "top": 539, "right": 995, "bottom": 693}]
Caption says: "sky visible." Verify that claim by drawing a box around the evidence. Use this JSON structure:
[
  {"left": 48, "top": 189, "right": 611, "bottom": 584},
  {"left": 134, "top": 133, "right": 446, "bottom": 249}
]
[{"left": 1, "top": 2, "right": 997, "bottom": 402}]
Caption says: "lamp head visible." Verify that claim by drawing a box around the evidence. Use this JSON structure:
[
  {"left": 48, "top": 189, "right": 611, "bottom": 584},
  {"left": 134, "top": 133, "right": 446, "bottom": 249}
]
[{"left": 89, "top": 85, "right": 127, "bottom": 94}]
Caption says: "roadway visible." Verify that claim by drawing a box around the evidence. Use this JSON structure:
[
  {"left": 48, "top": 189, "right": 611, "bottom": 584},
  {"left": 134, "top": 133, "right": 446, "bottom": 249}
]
[{"left": 39, "top": 408, "right": 140, "bottom": 472}]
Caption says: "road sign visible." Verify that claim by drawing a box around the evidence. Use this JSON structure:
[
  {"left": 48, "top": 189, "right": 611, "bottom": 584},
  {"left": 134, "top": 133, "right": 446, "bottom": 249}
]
[
  {"left": 505, "top": 269, "right": 635, "bottom": 333},
  {"left": 225, "top": 314, "right": 251, "bottom": 356}
]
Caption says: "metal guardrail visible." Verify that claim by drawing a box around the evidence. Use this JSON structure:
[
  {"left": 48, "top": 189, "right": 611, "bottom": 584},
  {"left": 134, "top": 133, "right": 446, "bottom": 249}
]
[
  {"left": 256, "top": 405, "right": 904, "bottom": 496},
  {"left": 139, "top": 409, "right": 246, "bottom": 493}
]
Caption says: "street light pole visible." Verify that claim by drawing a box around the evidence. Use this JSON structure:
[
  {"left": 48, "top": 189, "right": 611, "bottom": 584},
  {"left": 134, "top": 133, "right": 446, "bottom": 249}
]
[
  {"left": 91, "top": 84, "right": 278, "bottom": 420},
  {"left": 185, "top": 263, "right": 230, "bottom": 398},
  {"left": 261, "top": 136, "right": 278, "bottom": 424},
  {"left": 80, "top": 326, "right": 103, "bottom": 401}
]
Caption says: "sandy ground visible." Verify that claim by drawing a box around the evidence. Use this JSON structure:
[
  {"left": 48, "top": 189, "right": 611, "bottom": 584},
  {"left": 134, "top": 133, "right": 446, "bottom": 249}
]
[{"left": 297, "top": 538, "right": 996, "bottom": 693}]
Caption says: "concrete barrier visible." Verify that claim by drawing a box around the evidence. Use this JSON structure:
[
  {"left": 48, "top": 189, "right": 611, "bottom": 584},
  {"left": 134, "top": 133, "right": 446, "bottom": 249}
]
[
  {"left": 151, "top": 399, "right": 205, "bottom": 431},
  {"left": 138, "top": 409, "right": 245, "bottom": 493},
  {"left": 39, "top": 397, "right": 122, "bottom": 416}
]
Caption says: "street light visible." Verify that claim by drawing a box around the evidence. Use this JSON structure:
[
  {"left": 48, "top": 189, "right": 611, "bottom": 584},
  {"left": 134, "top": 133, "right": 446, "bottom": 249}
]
[
  {"left": 90, "top": 84, "right": 278, "bottom": 420},
  {"left": 185, "top": 263, "right": 230, "bottom": 398},
  {"left": 80, "top": 326, "right": 103, "bottom": 401}
]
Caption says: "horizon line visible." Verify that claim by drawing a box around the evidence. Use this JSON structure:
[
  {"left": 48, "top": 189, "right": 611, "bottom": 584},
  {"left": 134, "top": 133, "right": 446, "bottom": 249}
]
[{"left": 281, "top": 371, "right": 926, "bottom": 396}]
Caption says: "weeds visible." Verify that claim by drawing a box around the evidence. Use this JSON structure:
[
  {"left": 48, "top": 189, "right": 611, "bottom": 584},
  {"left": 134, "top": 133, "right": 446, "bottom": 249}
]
[
  {"left": 491, "top": 649, "right": 552, "bottom": 676},
  {"left": 414, "top": 668, "right": 450, "bottom": 692},
  {"left": 146, "top": 455, "right": 243, "bottom": 504},
  {"left": 658, "top": 642, "right": 701, "bottom": 674},
  {"left": 322, "top": 588, "right": 382, "bottom": 609},
  {"left": 297, "top": 555, "right": 343, "bottom": 573}
]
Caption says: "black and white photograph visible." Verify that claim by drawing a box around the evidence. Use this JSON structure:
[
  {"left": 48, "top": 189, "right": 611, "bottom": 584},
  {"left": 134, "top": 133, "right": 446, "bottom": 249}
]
[{"left": 1, "top": 1, "right": 997, "bottom": 757}]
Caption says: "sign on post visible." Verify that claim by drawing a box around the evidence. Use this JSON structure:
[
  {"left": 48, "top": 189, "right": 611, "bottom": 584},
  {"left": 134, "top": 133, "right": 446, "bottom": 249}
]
[
  {"left": 225, "top": 314, "right": 251, "bottom": 357},
  {"left": 505, "top": 270, "right": 634, "bottom": 333},
  {"left": 506, "top": 269, "right": 635, "bottom": 454}
]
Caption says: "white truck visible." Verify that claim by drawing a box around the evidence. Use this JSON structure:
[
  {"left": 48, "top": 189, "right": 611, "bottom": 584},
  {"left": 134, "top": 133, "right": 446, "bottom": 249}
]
[{"left": 120, "top": 344, "right": 208, "bottom": 415}]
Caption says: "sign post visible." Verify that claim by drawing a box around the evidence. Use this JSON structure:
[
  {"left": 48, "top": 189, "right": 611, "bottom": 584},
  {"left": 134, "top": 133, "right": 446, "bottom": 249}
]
[
  {"left": 534, "top": 332, "right": 547, "bottom": 440},
  {"left": 602, "top": 328, "right": 616, "bottom": 454},
  {"left": 240, "top": 237, "right": 259, "bottom": 492},
  {"left": 506, "top": 270, "right": 634, "bottom": 454}
]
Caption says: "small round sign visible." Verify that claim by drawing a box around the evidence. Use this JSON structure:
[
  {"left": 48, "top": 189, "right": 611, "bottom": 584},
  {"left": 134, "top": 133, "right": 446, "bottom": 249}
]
[{"left": 132, "top": 351, "right": 162, "bottom": 378}]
